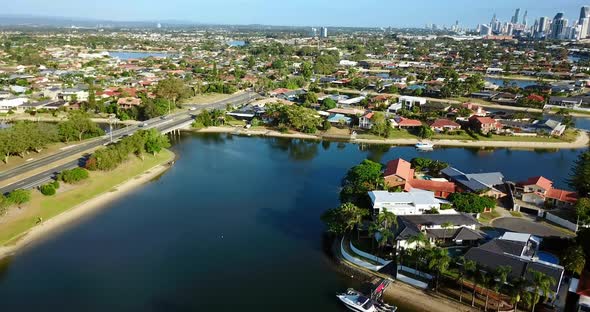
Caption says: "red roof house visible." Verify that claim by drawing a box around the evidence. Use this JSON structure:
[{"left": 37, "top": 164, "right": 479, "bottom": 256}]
[{"left": 430, "top": 118, "right": 461, "bottom": 132}]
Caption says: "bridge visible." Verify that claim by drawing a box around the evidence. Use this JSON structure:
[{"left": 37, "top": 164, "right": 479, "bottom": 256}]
[{"left": 0, "top": 92, "right": 258, "bottom": 194}]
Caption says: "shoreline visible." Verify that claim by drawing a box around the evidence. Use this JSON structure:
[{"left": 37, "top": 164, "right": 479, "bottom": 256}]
[
  {"left": 0, "top": 154, "right": 175, "bottom": 260},
  {"left": 331, "top": 238, "right": 476, "bottom": 312},
  {"left": 195, "top": 126, "right": 590, "bottom": 150}
]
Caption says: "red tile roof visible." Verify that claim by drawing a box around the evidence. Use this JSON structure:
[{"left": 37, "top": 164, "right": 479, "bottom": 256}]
[
  {"left": 407, "top": 179, "right": 456, "bottom": 194},
  {"left": 397, "top": 117, "right": 422, "bottom": 127},
  {"left": 430, "top": 118, "right": 460, "bottom": 129},
  {"left": 545, "top": 188, "right": 578, "bottom": 204},
  {"left": 470, "top": 116, "right": 498, "bottom": 125},
  {"left": 384, "top": 158, "right": 413, "bottom": 181},
  {"left": 520, "top": 176, "right": 553, "bottom": 190}
]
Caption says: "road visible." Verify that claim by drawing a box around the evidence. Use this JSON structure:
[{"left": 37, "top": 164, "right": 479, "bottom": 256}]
[{"left": 0, "top": 92, "right": 257, "bottom": 194}]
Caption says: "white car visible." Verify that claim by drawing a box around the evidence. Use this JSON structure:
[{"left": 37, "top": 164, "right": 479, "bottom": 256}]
[{"left": 188, "top": 107, "right": 197, "bottom": 111}]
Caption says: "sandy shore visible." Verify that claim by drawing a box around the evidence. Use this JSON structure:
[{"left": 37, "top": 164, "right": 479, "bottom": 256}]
[
  {"left": 196, "top": 126, "right": 590, "bottom": 149},
  {"left": 0, "top": 161, "right": 174, "bottom": 260}
]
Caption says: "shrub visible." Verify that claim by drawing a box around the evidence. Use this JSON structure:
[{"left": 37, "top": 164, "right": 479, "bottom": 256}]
[
  {"left": 250, "top": 118, "right": 261, "bottom": 127},
  {"left": 6, "top": 189, "right": 31, "bottom": 206},
  {"left": 40, "top": 184, "right": 56, "bottom": 196},
  {"left": 58, "top": 168, "right": 89, "bottom": 184},
  {"left": 51, "top": 180, "right": 60, "bottom": 189}
]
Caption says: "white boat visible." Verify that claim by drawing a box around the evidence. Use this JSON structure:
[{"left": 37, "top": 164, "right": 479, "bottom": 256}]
[
  {"left": 415, "top": 141, "right": 434, "bottom": 149},
  {"left": 337, "top": 289, "right": 377, "bottom": 312}
]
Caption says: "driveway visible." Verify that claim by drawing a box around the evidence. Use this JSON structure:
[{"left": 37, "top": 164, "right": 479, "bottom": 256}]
[{"left": 491, "top": 217, "right": 574, "bottom": 238}]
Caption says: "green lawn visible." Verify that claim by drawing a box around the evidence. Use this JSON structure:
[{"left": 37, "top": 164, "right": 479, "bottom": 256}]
[
  {"left": 510, "top": 211, "right": 523, "bottom": 217},
  {"left": 478, "top": 210, "right": 501, "bottom": 224},
  {"left": 0, "top": 149, "right": 174, "bottom": 246}
]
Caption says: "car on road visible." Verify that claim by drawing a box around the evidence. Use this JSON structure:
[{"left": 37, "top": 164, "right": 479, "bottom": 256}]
[
  {"left": 188, "top": 107, "right": 197, "bottom": 111},
  {"left": 139, "top": 122, "right": 148, "bottom": 127},
  {"left": 160, "top": 115, "right": 168, "bottom": 120}
]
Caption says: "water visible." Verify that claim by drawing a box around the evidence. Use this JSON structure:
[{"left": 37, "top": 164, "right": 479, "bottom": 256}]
[
  {"left": 485, "top": 77, "right": 539, "bottom": 89},
  {"left": 109, "top": 51, "right": 170, "bottom": 60},
  {"left": 0, "top": 133, "right": 584, "bottom": 311},
  {"left": 228, "top": 40, "right": 246, "bottom": 47}
]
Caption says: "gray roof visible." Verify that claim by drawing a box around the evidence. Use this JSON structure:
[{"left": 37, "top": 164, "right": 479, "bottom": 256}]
[
  {"left": 441, "top": 167, "right": 504, "bottom": 192},
  {"left": 399, "top": 213, "right": 479, "bottom": 227},
  {"left": 479, "top": 239, "right": 526, "bottom": 257}
]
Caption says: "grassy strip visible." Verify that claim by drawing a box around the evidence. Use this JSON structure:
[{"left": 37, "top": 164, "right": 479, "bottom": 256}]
[{"left": 0, "top": 149, "right": 174, "bottom": 246}]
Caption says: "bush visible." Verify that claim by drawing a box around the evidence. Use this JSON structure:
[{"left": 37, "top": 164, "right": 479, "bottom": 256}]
[
  {"left": 51, "top": 180, "right": 60, "bottom": 189},
  {"left": 58, "top": 168, "right": 89, "bottom": 184},
  {"left": 6, "top": 189, "right": 31, "bottom": 206},
  {"left": 40, "top": 184, "right": 56, "bottom": 196},
  {"left": 250, "top": 118, "right": 261, "bottom": 127}
]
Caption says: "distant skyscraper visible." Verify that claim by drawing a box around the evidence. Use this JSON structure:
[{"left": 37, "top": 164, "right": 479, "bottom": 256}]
[
  {"left": 538, "top": 16, "right": 549, "bottom": 33},
  {"left": 511, "top": 8, "right": 520, "bottom": 24},
  {"left": 156, "top": 23, "right": 162, "bottom": 29},
  {"left": 580, "top": 18, "right": 589, "bottom": 39},
  {"left": 580, "top": 6, "right": 590, "bottom": 21},
  {"left": 523, "top": 10, "right": 528, "bottom": 26},
  {"left": 551, "top": 13, "right": 568, "bottom": 39},
  {"left": 320, "top": 27, "right": 328, "bottom": 38},
  {"left": 490, "top": 13, "right": 497, "bottom": 28}
]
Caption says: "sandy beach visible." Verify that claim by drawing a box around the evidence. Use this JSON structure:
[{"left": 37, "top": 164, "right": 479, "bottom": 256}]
[
  {"left": 0, "top": 161, "right": 173, "bottom": 260},
  {"left": 196, "top": 126, "right": 590, "bottom": 149}
]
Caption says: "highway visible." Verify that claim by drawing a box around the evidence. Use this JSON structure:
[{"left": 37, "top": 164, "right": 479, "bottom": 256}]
[{"left": 0, "top": 92, "right": 257, "bottom": 194}]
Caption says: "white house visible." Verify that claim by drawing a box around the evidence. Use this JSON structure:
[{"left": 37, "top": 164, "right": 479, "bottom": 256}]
[
  {"left": 0, "top": 97, "right": 28, "bottom": 113},
  {"left": 368, "top": 189, "right": 444, "bottom": 215},
  {"left": 359, "top": 112, "right": 375, "bottom": 129},
  {"left": 388, "top": 96, "right": 427, "bottom": 113}
]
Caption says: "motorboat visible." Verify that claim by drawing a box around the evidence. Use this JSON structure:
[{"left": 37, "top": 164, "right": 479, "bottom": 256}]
[
  {"left": 415, "top": 141, "right": 434, "bottom": 149},
  {"left": 337, "top": 289, "right": 378, "bottom": 312}
]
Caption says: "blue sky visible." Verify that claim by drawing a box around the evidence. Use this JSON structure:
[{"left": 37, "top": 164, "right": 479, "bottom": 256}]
[{"left": 3, "top": 0, "right": 588, "bottom": 28}]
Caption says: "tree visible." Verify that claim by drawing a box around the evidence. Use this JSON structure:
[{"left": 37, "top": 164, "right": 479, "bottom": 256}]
[
  {"left": 427, "top": 247, "right": 451, "bottom": 292},
  {"left": 479, "top": 270, "right": 493, "bottom": 311},
  {"left": 323, "top": 119, "right": 332, "bottom": 131},
  {"left": 58, "top": 167, "right": 89, "bottom": 184},
  {"left": 448, "top": 193, "right": 496, "bottom": 213},
  {"left": 418, "top": 125, "right": 434, "bottom": 139},
  {"left": 467, "top": 262, "right": 480, "bottom": 307},
  {"left": 457, "top": 257, "right": 476, "bottom": 304},
  {"left": 561, "top": 245, "right": 586, "bottom": 275},
  {"left": 301, "top": 61, "right": 313, "bottom": 80},
  {"left": 411, "top": 157, "right": 433, "bottom": 172},
  {"left": 529, "top": 270, "right": 556, "bottom": 312},
  {"left": 340, "top": 159, "right": 384, "bottom": 207},
  {"left": 6, "top": 189, "right": 31, "bottom": 207},
  {"left": 576, "top": 197, "right": 590, "bottom": 226},
  {"left": 570, "top": 151, "right": 590, "bottom": 197},
  {"left": 143, "top": 128, "right": 171, "bottom": 155},
  {"left": 39, "top": 183, "right": 56, "bottom": 196},
  {"left": 155, "top": 77, "right": 189, "bottom": 113},
  {"left": 371, "top": 112, "right": 391, "bottom": 138},
  {"left": 59, "top": 111, "right": 104, "bottom": 142},
  {"left": 321, "top": 202, "right": 368, "bottom": 236},
  {"left": 321, "top": 98, "right": 337, "bottom": 110},
  {"left": 265, "top": 103, "right": 322, "bottom": 134},
  {"left": 510, "top": 277, "right": 531, "bottom": 311},
  {"left": 494, "top": 266, "right": 512, "bottom": 311}
]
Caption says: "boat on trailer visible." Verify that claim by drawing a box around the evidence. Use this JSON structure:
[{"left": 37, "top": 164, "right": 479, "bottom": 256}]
[{"left": 336, "top": 280, "right": 397, "bottom": 312}]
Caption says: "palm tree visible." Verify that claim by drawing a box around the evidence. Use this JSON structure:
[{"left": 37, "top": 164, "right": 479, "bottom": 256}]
[
  {"left": 441, "top": 222, "right": 453, "bottom": 246},
  {"left": 368, "top": 222, "right": 381, "bottom": 253},
  {"left": 342, "top": 203, "right": 369, "bottom": 240},
  {"left": 427, "top": 247, "right": 451, "bottom": 292},
  {"left": 480, "top": 271, "right": 492, "bottom": 311},
  {"left": 509, "top": 277, "right": 528, "bottom": 312},
  {"left": 407, "top": 232, "right": 431, "bottom": 272},
  {"left": 468, "top": 263, "right": 480, "bottom": 307},
  {"left": 529, "top": 270, "right": 556, "bottom": 312},
  {"left": 494, "top": 266, "right": 512, "bottom": 311},
  {"left": 457, "top": 257, "right": 476, "bottom": 303}
]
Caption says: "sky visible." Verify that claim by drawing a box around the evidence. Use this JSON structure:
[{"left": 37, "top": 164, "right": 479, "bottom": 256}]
[{"left": 2, "top": 0, "right": 589, "bottom": 28}]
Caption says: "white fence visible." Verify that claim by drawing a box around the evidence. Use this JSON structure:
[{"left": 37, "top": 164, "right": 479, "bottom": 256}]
[
  {"left": 545, "top": 212, "right": 578, "bottom": 232},
  {"left": 340, "top": 238, "right": 385, "bottom": 271},
  {"left": 397, "top": 265, "right": 432, "bottom": 289},
  {"left": 350, "top": 241, "right": 391, "bottom": 265}
]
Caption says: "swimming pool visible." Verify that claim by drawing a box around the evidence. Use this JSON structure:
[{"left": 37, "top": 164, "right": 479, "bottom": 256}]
[{"left": 537, "top": 251, "right": 559, "bottom": 264}]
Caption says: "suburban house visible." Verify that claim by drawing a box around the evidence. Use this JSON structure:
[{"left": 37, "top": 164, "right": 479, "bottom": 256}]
[
  {"left": 430, "top": 118, "right": 461, "bottom": 132},
  {"left": 359, "top": 112, "right": 375, "bottom": 129},
  {"left": 390, "top": 116, "right": 422, "bottom": 129},
  {"left": 368, "top": 189, "right": 449, "bottom": 216},
  {"left": 465, "top": 232, "right": 565, "bottom": 298},
  {"left": 395, "top": 213, "right": 482, "bottom": 249},
  {"left": 469, "top": 116, "right": 503, "bottom": 134},
  {"left": 516, "top": 176, "right": 578, "bottom": 207},
  {"left": 117, "top": 97, "right": 142, "bottom": 109},
  {"left": 548, "top": 96, "right": 583, "bottom": 108},
  {"left": 0, "top": 97, "right": 28, "bottom": 113},
  {"left": 532, "top": 119, "right": 567, "bottom": 136},
  {"left": 461, "top": 102, "right": 488, "bottom": 117},
  {"left": 441, "top": 167, "right": 506, "bottom": 199},
  {"left": 327, "top": 113, "right": 352, "bottom": 125},
  {"left": 60, "top": 88, "right": 89, "bottom": 102},
  {"left": 384, "top": 158, "right": 456, "bottom": 199},
  {"left": 387, "top": 96, "right": 427, "bottom": 113}
]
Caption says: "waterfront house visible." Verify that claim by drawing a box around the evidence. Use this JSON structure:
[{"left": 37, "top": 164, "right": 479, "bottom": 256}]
[
  {"left": 461, "top": 103, "right": 488, "bottom": 117},
  {"left": 464, "top": 232, "right": 564, "bottom": 298},
  {"left": 516, "top": 176, "right": 578, "bottom": 207},
  {"left": 390, "top": 117, "right": 422, "bottom": 129},
  {"left": 383, "top": 158, "right": 456, "bottom": 199},
  {"left": 469, "top": 116, "right": 503, "bottom": 134},
  {"left": 429, "top": 118, "right": 461, "bottom": 132},
  {"left": 441, "top": 167, "right": 506, "bottom": 199},
  {"left": 570, "top": 270, "right": 590, "bottom": 311},
  {"left": 387, "top": 95, "right": 426, "bottom": 113},
  {"left": 395, "top": 213, "right": 482, "bottom": 249},
  {"left": 368, "top": 189, "right": 444, "bottom": 216},
  {"left": 359, "top": 112, "right": 375, "bottom": 129},
  {"left": 327, "top": 113, "right": 352, "bottom": 126}
]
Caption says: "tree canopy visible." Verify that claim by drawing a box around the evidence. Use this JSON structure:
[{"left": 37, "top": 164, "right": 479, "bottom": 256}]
[
  {"left": 570, "top": 151, "right": 590, "bottom": 197},
  {"left": 448, "top": 193, "right": 496, "bottom": 213},
  {"left": 340, "top": 159, "right": 384, "bottom": 208},
  {"left": 265, "top": 103, "right": 322, "bottom": 134}
]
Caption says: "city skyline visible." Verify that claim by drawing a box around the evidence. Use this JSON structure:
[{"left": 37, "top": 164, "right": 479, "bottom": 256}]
[{"left": 1, "top": 0, "right": 588, "bottom": 28}]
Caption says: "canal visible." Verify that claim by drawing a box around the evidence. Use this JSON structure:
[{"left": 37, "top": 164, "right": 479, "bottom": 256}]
[{"left": 0, "top": 133, "right": 584, "bottom": 311}]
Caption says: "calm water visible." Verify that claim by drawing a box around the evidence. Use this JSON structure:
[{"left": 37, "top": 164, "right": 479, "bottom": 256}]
[
  {"left": 0, "top": 133, "right": 584, "bottom": 311},
  {"left": 228, "top": 40, "right": 246, "bottom": 47},
  {"left": 485, "top": 77, "right": 538, "bottom": 89},
  {"left": 109, "top": 51, "right": 170, "bottom": 60}
]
